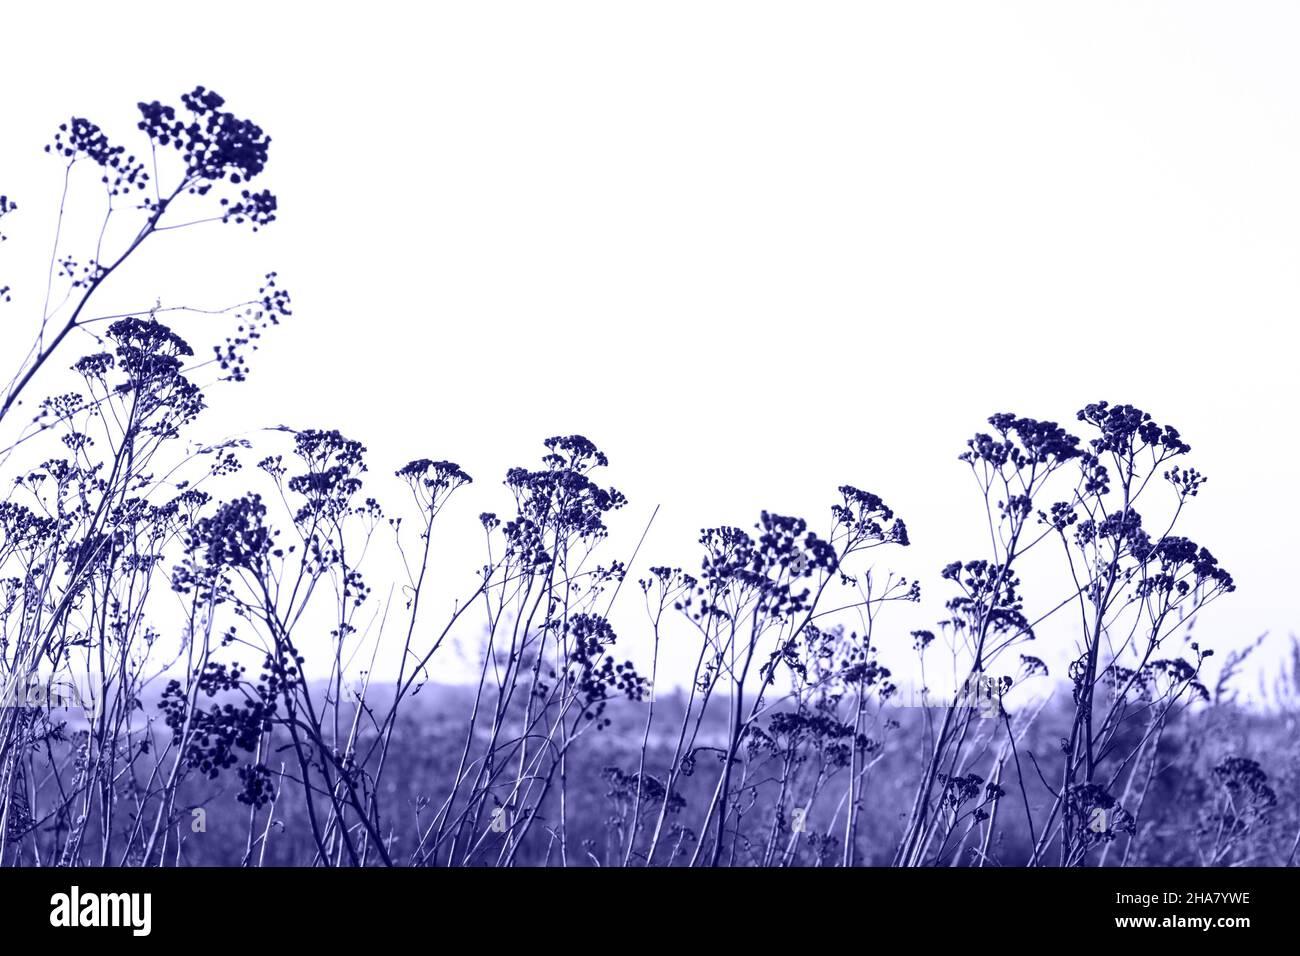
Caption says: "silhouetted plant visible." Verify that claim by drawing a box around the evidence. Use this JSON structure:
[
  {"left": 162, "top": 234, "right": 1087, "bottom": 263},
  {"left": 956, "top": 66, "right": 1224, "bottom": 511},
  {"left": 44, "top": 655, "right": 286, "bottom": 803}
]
[{"left": 0, "top": 90, "right": 1285, "bottom": 870}]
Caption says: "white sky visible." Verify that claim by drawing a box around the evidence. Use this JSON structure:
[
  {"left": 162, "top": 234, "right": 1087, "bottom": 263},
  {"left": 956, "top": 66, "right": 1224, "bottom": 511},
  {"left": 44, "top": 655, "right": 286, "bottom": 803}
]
[{"left": 2, "top": 2, "right": 1298, "bottom": 695}]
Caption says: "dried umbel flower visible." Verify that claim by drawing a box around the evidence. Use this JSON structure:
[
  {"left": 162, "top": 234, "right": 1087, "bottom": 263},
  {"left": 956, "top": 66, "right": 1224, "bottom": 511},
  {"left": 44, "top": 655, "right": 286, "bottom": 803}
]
[
  {"left": 962, "top": 413, "right": 1082, "bottom": 470},
  {"left": 397, "top": 458, "right": 472, "bottom": 514},
  {"left": 1078, "top": 400, "right": 1191, "bottom": 458},
  {"left": 137, "top": 86, "right": 272, "bottom": 190},
  {"left": 47, "top": 117, "right": 147, "bottom": 195},
  {"left": 1067, "top": 783, "right": 1136, "bottom": 845},
  {"left": 1212, "top": 756, "right": 1278, "bottom": 810},
  {"left": 92, "top": 317, "right": 206, "bottom": 437},
  {"left": 285, "top": 429, "right": 368, "bottom": 523},
  {"left": 188, "top": 494, "right": 274, "bottom": 573},
  {"left": 833, "top": 485, "right": 909, "bottom": 548}
]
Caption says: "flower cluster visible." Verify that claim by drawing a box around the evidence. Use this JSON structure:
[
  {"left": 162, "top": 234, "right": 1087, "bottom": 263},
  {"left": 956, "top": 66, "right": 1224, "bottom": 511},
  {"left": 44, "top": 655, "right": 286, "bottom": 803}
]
[
  {"left": 961, "top": 413, "right": 1082, "bottom": 471},
  {"left": 1078, "top": 400, "right": 1191, "bottom": 458},
  {"left": 1125, "top": 535, "right": 1236, "bottom": 604},
  {"left": 936, "top": 771, "right": 1003, "bottom": 820},
  {"left": 286, "top": 429, "right": 367, "bottom": 524},
  {"left": 102, "top": 317, "right": 205, "bottom": 437},
  {"left": 220, "top": 188, "right": 277, "bottom": 230},
  {"left": 158, "top": 661, "right": 276, "bottom": 780},
  {"left": 46, "top": 118, "right": 147, "bottom": 196},
  {"left": 561, "top": 613, "right": 647, "bottom": 727},
  {"left": 752, "top": 709, "right": 871, "bottom": 770},
  {"left": 181, "top": 494, "right": 275, "bottom": 581},
  {"left": 397, "top": 458, "right": 473, "bottom": 514},
  {"left": 1067, "top": 783, "right": 1136, "bottom": 846},
  {"left": 939, "top": 559, "right": 1030, "bottom": 640},
  {"left": 832, "top": 485, "right": 909, "bottom": 550},
  {"left": 137, "top": 86, "right": 272, "bottom": 187},
  {"left": 504, "top": 435, "right": 626, "bottom": 544},
  {"left": 214, "top": 275, "right": 293, "bottom": 382},
  {"left": 1212, "top": 756, "right": 1277, "bottom": 813}
]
